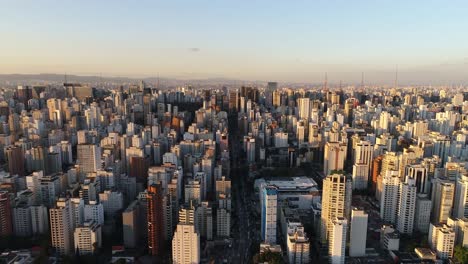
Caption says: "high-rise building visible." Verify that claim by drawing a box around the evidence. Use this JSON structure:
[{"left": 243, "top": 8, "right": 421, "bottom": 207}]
[
  {"left": 454, "top": 173, "right": 468, "bottom": 219},
  {"left": 84, "top": 201, "right": 104, "bottom": 225},
  {"left": 49, "top": 198, "right": 74, "bottom": 255},
  {"left": 286, "top": 224, "right": 310, "bottom": 264},
  {"left": 216, "top": 207, "right": 231, "bottom": 238},
  {"left": 98, "top": 190, "right": 124, "bottom": 220},
  {"left": 379, "top": 170, "right": 400, "bottom": 223},
  {"left": 172, "top": 223, "right": 200, "bottom": 264},
  {"left": 414, "top": 194, "right": 432, "bottom": 234},
  {"left": 74, "top": 221, "right": 102, "bottom": 255},
  {"left": 30, "top": 205, "right": 49, "bottom": 235},
  {"left": 329, "top": 217, "right": 347, "bottom": 264},
  {"left": 349, "top": 208, "right": 368, "bottom": 257},
  {"left": 77, "top": 144, "right": 101, "bottom": 174},
  {"left": 321, "top": 173, "right": 352, "bottom": 244},
  {"left": 122, "top": 200, "right": 141, "bottom": 248},
  {"left": 429, "top": 223, "right": 455, "bottom": 260},
  {"left": 147, "top": 184, "right": 164, "bottom": 256},
  {"left": 0, "top": 191, "right": 13, "bottom": 237},
  {"left": 185, "top": 179, "right": 202, "bottom": 205},
  {"left": 324, "top": 142, "right": 346, "bottom": 175},
  {"left": 5, "top": 146, "right": 25, "bottom": 177},
  {"left": 397, "top": 178, "right": 417, "bottom": 234},
  {"left": 354, "top": 140, "right": 373, "bottom": 167},
  {"left": 431, "top": 178, "right": 455, "bottom": 223},
  {"left": 371, "top": 155, "right": 383, "bottom": 193},
  {"left": 352, "top": 164, "right": 368, "bottom": 190},
  {"left": 261, "top": 186, "right": 278, "bottom": 245},
  {"left": 405, "top": 164, "right": 429, "bottom": 194},
  {"left": 297, "top": 98, "right": 310, "bottom": 120},
  {"left": 70, "top": 197, "right": 85, "bottom": 228},
  {"left": 195, "top": 201, "right": 213, "bottom": 240},
  {"left": 13, "top": 203, "right": 32, "bottom": 237}
]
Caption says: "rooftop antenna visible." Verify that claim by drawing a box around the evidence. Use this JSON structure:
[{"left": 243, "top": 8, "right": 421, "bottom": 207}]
[{"left": 64, "top": 73, "right": 67, "bottom": 84}]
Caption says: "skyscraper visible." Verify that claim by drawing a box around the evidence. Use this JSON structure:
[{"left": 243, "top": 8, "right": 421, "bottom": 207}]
[
  {"left": 379, "top": 170, "right": 400, "bottom": 223},
  {"left": 453, "top": 173, "right": 468, "bottom": 219},
  {"left": 329, "top": 217, "right": 347, "bottom": 264},
  {"left": 147, "top": 184, "right": 164, "bottom": 256},
  {"left": 432, "top": 178, "right": 455, "bottom": 223},
  {"left": 50, "top": 198, "right": 74, "bottom": 255},
  {"left": 5, "top": 146, "right": 25, "bottom": 177},
  {"left": 172, "top": 223, "right": 200, "bottom": 264},
  {"left": 0, "top": 191, "right": 13, "bottom": 237},
  {"left": 74, "top": 221, "right": 102, "bottom": 255},
  {"left": 286, "top": 224, "right": 310, "bottom": 264},
  {"left": 77, "top": 144, "right": 101, "bottom": 174},
  {"left": 297, "top": 97, "right": 310, "bottom": 120},
  {"left": 321, "top": 173, "right": 352, "bottom": 244},
  {"left": 397, "top": 178, "right": 417, "bottom": 234},
  {"left": 349, "top": 208, "right": 368, "bottom": 257},
  {"left": 324, "top": 142, "right": 346, "bottom": 175},
  {"left": 261, "top": 186, "right": 278, "bottom": 245}
]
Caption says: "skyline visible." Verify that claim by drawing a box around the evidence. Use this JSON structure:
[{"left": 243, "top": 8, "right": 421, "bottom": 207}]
[{"left": 1, "top": 1, "right": 468, "bottom": 83}]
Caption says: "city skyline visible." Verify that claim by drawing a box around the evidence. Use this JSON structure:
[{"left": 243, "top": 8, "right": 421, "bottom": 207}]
[{"left": 2, "top": 1, "right": 468, "bottom": 83}]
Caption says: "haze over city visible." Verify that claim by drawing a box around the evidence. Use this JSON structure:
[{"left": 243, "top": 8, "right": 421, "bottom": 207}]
[{"left": 2, "top": 0, "right": 468, "bottom": 83}]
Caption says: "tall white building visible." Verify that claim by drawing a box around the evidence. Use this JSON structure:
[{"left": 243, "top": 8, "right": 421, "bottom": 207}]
[
  {"left": 49, "top": 198, "right": 74, "bottom": 255},
  {"left": 74, "top": 221, "right": 102, "bottom": 255},
  {"left": 454, "top": 174, "right": 468, "bottom": 219},
  {"left": 261, "top": 186, "right": 278, "bottom": 245},
  {"left": 324, "top": 142, "right": 346, "bottom": 175},
  {"left": 432, "top": 178, "right": 455, "bottom": 223},
  {"left": 349, "top": 208, "right": 368, "bottom": 257},
  {"left": 321, "top": 173, "right": 352, "bottom": 244},
  {"left": 297, "top": 98, "right": 310, "bottom": 120},
  {"left": 429, "top": 223, "right": 455, "bottom": 260},
  {"left": 447, "top": 217, "right": 468, "bottom": 247},
  {"left": 405, "top": 164, "right": 429, "bottom": 194},
  {"left": 397, "top": 178, "right": 417, "bottom": 234},
  {"left": 380, "top": 170, "right": 400, "bottom": 223},
  {"left": 286, "top": 224, "right": 310, "bottom": 264},
  {"left": 329, "top": 217, "right": 347, "bottom": 264},
  {"left": 172, "top": 224, "right": 200, "bottom": 264}
]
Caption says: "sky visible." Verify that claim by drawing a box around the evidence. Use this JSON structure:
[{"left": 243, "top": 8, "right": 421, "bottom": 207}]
[{"left": 1, "top": 0, "right": 468, "bottom": 84}]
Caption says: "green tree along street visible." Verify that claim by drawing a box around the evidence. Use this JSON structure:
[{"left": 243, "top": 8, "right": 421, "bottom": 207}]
[
  {"left": 455, "top": 245, "right": 468, "bottom": 264},
  {"left": 253, "top": 250, "right": 285, "bottom": 264}
]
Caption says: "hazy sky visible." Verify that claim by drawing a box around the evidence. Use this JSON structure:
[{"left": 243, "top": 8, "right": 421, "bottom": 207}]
[{"left": 1, "top": 0, "right": 468, "bottom": 83}]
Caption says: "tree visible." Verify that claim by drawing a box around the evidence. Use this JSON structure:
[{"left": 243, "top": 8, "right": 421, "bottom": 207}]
[
  {"left": 253, "top": 250, "right": 285, "bottom": 264},
  {"left": 454, "top": 245, "right": 468, "bottom": 264}
]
